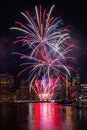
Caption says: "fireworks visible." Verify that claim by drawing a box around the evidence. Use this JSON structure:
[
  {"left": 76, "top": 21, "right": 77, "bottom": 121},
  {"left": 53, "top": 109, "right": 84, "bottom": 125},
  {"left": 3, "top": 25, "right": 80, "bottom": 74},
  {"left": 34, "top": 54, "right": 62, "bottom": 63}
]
[{"left": 10, "top": 5, "right": 76, "bottom": 101}]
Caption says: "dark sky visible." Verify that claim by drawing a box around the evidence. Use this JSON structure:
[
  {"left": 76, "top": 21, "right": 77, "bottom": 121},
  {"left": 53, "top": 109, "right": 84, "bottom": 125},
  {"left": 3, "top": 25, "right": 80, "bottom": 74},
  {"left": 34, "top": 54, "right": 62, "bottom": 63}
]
[{"left": 0, "top": 0, "right": 87, "bottom": 83}]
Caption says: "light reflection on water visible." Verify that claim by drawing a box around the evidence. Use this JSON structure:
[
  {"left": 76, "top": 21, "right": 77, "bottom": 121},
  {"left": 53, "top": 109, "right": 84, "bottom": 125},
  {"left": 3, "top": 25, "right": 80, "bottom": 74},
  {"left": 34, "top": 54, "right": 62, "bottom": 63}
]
[{"left": 0, "top": 103, "right": 87, "bottom": 130}]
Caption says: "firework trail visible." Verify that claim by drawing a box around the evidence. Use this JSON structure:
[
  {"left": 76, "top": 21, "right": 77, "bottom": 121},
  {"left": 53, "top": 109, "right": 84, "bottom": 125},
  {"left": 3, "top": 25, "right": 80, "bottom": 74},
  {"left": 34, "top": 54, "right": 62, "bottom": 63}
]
[{"left": 10, "top": 5, "right": 76, "bottom": 101}]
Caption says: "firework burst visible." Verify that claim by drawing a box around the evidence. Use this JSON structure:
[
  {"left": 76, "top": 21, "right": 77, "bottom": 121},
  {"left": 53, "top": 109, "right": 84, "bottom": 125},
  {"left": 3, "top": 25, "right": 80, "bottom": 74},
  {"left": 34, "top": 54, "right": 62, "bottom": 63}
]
[{"left": 10, "top": 5, "right": 77, "bottom": 101}]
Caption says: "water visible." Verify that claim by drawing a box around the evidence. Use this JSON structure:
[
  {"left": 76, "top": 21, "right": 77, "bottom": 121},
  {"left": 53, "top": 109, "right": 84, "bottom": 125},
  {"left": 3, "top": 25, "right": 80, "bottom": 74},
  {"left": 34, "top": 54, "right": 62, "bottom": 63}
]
[{"left": 0, "top": 103, "right": 87, "bottom": 130}]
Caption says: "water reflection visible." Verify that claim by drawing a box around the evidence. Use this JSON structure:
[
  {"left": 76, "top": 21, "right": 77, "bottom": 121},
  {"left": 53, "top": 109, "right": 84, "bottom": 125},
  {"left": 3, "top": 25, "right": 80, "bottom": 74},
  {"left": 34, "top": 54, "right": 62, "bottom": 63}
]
[
  {"left": 0, "top": 103, "right": 87, "bottom": 130},
  {"left": 0, "top": 103, "right": 16, "bottom": 130},
  {"left": 29, "top": 103, "right": 62, "bottom": 130}
]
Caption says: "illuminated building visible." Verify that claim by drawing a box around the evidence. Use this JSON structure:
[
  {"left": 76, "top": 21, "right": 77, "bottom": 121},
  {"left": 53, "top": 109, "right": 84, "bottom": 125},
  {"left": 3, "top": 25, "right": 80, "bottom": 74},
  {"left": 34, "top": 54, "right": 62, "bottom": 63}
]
[
  {"left": 76, "top": 73, "right": 80, "bottom": 85},
  {"left": 72, "top": 77, "right": 76, "bottom": 86},
  {"left": 19, "top": 79, "right": 36, "bottom": 101},
  {"left": 66, "top": 73, "right": 69, "bottom": 99},
  {"left": 19, "top": 79, "right": 29, "bottom": 100},
  {"left": 53, "top": 77, "right": 66, "bottom": 100},
  {"left": 75, "top": 68, "right": 81, "bottom": 99},
  {"left": 0, "top": 73, "right": 14, "bottom": 101},
  {"left": 80, "top": 84, "right": 87, "bottom": 99}
]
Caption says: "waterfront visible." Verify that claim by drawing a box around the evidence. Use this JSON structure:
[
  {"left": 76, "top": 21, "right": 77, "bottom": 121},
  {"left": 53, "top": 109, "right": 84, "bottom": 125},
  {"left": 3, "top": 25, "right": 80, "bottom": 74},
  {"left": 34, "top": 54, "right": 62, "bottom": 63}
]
[{"left": 0, "top": 103, "right": 87, "bottom": 130}]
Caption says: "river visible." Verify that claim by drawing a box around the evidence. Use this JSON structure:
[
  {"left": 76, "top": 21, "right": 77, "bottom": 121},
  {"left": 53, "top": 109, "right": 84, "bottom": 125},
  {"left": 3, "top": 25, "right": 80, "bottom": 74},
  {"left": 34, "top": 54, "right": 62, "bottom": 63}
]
[{"left": 0, "top": 103, "right": 87, "bottom": 130}]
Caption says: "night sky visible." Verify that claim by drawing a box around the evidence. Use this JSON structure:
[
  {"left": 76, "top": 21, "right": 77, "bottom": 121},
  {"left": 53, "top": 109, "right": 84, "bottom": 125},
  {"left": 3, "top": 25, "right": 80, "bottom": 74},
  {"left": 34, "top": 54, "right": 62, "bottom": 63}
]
[{"left": 0, "top": 0, "right": 87, "bottom": 83}]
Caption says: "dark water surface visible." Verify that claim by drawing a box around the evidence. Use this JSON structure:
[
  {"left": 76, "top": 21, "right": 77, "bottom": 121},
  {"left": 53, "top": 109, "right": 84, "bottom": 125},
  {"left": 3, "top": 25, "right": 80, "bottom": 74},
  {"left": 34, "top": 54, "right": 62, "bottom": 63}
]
[{"left": 0, "top": 103, "right": 87, "bottom": 130}]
